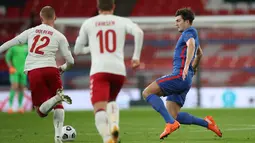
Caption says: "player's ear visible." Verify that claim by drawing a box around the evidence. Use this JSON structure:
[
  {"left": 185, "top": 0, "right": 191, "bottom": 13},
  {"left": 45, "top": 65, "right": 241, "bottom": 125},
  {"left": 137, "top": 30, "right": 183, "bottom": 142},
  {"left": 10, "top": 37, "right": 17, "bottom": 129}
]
[
  {"left": 112, "top": 4, "right": 116, "bottom": 11},
  {"left": 40, "top": 15, "right": 43, "bottom": 23},
  {"left": 54, "top": 15, "right": 57, "bottom": 21}
]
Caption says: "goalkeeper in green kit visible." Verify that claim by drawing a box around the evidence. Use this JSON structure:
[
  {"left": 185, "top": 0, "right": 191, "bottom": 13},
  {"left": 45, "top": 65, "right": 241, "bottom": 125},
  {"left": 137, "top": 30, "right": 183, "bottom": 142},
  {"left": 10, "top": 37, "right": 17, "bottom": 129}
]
[{"left": 5, "top": 43, "right": 28, "bottom": 114}]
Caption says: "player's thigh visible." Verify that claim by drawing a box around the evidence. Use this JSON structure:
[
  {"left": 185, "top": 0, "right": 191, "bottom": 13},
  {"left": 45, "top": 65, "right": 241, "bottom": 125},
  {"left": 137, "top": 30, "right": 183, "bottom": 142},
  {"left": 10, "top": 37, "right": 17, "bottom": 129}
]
[
  {"left": 28, "top": 69, "right": 51, "bottom": 107},
  {"left": 156, "top": 74, "right": 182, "bottom": 95},
  {"left": 90, "top": 73, "right": 110, "bottom": 105},
  {"left": 44, "top": 68, "right": 62, "bottom": 97},
  {"left": 166, "top": 88, "right": 190, "bottom": 108},
  {"left": 109, "top": 74, "right": 126, "bottom": 101}
]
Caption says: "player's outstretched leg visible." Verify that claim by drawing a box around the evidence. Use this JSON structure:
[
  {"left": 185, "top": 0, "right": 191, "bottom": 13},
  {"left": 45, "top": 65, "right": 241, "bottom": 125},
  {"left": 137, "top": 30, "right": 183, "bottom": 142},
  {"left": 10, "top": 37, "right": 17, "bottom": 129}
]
[
  {"left": 143, "top": 81, "right": 180, "bottom": 140},
  {"left": 36, "top": 88, "right": 72, "bottom": 117},
  {"left": 107, "top": 101, "right": 120, "bottom": 142},
  {"left": 176, "top": 112, "right": 222, "bottom": 137},
  {"left": 53, "top": 104, "right": 65, "bottom": 143}
]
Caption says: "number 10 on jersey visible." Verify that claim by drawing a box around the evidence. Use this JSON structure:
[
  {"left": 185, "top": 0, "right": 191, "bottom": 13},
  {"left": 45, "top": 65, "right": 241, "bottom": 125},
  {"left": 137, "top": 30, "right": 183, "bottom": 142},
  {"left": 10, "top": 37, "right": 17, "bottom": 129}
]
[{"left": 97, "top": 29, "right": 116, "bottom": 53}]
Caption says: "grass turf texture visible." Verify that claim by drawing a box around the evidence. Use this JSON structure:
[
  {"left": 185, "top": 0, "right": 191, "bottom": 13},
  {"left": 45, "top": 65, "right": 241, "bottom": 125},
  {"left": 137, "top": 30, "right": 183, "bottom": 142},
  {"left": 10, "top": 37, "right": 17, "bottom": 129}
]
[{"left": 1, "top": 108, "right": 255, "bottom": 143}]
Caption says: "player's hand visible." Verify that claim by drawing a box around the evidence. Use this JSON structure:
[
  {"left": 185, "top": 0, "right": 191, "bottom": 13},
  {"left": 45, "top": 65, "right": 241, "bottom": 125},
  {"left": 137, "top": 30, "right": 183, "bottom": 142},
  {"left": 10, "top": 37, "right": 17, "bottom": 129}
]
[
  {"left": 192, "top": 66, "right": 198, "bottom": 75},
  {"left": 131, "top": 59, "right": 140, "bottom": 69},
  {"left": 9, "top": 66, "right": 16, "bottom": 74},
  {"left": 182, "top": 67, "right": 189, "bottom": 80},
  {"left": 58, "top": 67, "right": 64, "bottom": 75}
]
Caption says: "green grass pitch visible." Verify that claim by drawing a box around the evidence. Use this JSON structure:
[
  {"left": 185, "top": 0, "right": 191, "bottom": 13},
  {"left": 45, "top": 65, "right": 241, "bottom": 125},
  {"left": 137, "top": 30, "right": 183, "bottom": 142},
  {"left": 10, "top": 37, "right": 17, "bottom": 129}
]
[{"left": 1, "top": 108, "right": 255, "bottom": 143}]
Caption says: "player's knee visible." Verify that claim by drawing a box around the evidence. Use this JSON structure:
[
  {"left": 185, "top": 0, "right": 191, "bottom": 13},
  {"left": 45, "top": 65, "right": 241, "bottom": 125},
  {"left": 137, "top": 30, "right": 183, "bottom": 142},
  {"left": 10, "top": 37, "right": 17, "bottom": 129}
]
[
  {"left": 18, "top": 85, "right": 25, "bottom": 91},
  {"left": 93, "top": 101, "right": 107, "bottom": 113},
  {"left": 142, "top": 89, "right": 150, "bottom": 99},
  {"left": 35, "top": 106, "right": 48, "bottom": 118},
  {"left": 11, "top": 83, "right": 19, "bottom": 91}
]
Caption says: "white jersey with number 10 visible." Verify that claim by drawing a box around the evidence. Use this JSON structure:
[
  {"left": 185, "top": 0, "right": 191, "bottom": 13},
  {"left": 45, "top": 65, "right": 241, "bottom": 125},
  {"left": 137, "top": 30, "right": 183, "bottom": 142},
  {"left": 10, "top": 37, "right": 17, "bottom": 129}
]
[{"left": 75, "top": 14, "right": 144, "bottom": 76}]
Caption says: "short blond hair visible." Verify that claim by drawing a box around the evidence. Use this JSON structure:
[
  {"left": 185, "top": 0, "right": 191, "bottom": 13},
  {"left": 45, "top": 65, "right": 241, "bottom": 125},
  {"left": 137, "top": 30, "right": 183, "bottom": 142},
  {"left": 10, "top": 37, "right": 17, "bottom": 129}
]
[{"left": 40, "top": 6, "right": 55, "bottom": 20}]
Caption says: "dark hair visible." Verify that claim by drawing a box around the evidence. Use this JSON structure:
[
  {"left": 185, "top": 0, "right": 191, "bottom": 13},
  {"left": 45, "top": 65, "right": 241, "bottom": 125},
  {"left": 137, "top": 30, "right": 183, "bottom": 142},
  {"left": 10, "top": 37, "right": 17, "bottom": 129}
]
[
  {"left": 175, "top": 7, "right": 195, "bottom": 24},
  {"left": 97, "top": 0, "right": 114, "bottom": 11},
  {"left": 40, "top": 6, "right": 55, "bottom": 20}
]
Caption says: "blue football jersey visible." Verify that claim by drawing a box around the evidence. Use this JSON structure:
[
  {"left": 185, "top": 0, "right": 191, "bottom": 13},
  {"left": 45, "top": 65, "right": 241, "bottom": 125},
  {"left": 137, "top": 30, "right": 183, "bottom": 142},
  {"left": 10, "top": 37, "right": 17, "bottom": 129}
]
[{"left": 172, "top": 26, "right": 199, "bottom": 75}]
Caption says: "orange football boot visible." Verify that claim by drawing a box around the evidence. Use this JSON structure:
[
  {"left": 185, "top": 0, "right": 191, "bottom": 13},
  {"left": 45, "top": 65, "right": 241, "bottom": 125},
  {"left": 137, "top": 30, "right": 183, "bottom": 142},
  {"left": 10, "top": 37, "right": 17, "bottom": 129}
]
[
  {"left": 204, "top": 116, "right": 222, "bottom": 137},
  {"left": 160, "top": 120, "right": 180, "bottom": 140}
]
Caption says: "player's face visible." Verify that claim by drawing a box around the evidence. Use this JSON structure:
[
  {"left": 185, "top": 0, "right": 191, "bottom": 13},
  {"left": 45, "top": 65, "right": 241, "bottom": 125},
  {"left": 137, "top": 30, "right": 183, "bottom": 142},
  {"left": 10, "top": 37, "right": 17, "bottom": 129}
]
[{"left": 175, "top": 16, "right": 188, "bottom": 32}]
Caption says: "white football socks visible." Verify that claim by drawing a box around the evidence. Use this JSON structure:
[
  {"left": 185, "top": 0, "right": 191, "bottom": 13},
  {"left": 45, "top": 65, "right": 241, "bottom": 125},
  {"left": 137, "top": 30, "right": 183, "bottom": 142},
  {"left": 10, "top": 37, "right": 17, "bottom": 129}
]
[
  {"left": 53, "top": 109, "right": 64, "bottom": 139},
  {"left": 95, "top": 111, "right": 111, "bottom": 142},
  {"left": 39, "top": 95, "right": 62, "bottom": 114},
  {"left": 107, "top": 101, "right": 119, "bottom": 130}
]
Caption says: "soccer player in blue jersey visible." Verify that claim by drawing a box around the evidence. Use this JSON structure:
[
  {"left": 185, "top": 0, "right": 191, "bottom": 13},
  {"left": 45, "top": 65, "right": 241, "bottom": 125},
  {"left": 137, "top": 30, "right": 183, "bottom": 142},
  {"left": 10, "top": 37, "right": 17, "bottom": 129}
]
[{"left": 142, "top": 8, "right": 222, "bottom": 140}]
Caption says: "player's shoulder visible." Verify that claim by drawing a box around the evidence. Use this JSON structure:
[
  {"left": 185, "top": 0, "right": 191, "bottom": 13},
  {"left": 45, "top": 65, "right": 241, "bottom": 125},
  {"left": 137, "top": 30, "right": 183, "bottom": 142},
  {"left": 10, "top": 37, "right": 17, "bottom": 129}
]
[
  {"left": 184, "top": 26, "right": 198, "bottom": 34},
  {"left": 113, "top": 15, "right": 133, "bottom": 23}
]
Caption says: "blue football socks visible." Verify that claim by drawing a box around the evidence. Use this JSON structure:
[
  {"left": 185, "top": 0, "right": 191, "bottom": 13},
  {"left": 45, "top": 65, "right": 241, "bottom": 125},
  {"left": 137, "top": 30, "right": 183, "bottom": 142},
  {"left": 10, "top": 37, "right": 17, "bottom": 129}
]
[
  {"left": 146, "top": 94, "right": 175, "bottom": 124},
  {"left": 176, "top": 112, "right": 208, "bottom": 127}
]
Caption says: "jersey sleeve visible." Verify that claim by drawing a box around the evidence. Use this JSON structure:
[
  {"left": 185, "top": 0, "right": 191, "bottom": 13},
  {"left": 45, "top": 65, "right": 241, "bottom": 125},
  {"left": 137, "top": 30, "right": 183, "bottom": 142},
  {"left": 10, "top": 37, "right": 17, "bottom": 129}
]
[
  {"left": 74, "top": 21, "right": 89, "bottom": 55},
  {"left": 59, "top": 35, "right": 74, "bottom": 64},
  {"left": 5, "top": 48, "right": 13, "bottom": 64},
  {"left": 15, "top": 30, "right": 29, "bottom": 44},
  {"left": 125, "top": 19, "right": 144, "bottom": 60},
  {"left": 0, "top": 29, "right": 29, "bottom": 53},
  {"left": 183, "top": 29, "right": 196, "bottom": 43}
]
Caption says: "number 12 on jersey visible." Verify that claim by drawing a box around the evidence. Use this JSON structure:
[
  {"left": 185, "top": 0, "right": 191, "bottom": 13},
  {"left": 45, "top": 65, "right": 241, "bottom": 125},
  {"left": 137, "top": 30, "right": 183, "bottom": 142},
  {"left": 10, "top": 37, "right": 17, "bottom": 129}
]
[{"left": 96, "top": 29, "right": 116, "bottom": 53}]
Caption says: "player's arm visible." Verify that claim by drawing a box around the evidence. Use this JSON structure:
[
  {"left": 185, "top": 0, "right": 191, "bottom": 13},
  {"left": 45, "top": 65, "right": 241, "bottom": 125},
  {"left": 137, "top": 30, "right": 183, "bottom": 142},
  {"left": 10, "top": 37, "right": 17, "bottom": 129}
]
[
  {"left": 185, "top": 38, "right": 196, "bottom": 70},
  {"left": 74, "top": 22, "right": 90, "bottom": 55},
  {"left": 192, "top": 45, "right": 203, "bottom": 72},
  {"left": 5, "top": 48, "right": 13, "bottom": 67},
  {"left": 0, "top": 30, "right": 28, "bottom": 53},
  {"left": 5, "top": 48, "right": 16, "bottom": 74},
  {"left": 59, "top": 36, "right": 74, "bottom": 72},
  {"left": 125, "top": 19, "right": 144, "bottom": 69}
]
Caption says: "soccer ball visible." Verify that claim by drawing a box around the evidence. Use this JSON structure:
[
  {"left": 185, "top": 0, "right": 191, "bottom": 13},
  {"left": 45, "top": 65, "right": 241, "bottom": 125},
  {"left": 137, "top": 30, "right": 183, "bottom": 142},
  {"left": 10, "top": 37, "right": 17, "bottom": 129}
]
[{"left": 61, "top": 125, "right": 77, "bottom": 141}]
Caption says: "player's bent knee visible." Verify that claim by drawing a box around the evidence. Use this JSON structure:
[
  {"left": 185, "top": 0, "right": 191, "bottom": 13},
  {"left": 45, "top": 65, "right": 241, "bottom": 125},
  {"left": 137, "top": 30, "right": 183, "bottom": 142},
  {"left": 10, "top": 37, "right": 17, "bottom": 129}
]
[
  {"left": 142, "top": 89, "right": 150, "bottom": 99},
  {"left": 93, "top": 101, "right": 108, "bottom": 113},
  {"left": 35, "top": 107, "right": 48, "bottom": 118}
]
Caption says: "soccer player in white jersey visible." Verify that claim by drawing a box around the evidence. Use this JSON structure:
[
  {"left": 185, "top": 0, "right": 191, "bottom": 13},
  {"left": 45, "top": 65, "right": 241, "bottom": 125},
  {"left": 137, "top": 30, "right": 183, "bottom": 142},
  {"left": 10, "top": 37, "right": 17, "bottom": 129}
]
[
  {"left": 0, "top": 6, "right": 74, "bottom": 143},
  {"left": 74, "top": 0, "right": 144, "bottom": 142}
]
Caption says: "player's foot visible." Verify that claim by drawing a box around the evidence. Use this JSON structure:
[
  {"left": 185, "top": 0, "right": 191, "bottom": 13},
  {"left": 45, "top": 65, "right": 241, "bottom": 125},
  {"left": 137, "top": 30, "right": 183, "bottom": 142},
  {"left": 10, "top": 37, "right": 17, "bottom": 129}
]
[
  {"left": 104, "top": 135, "right": 120, "bottom": 143},
  {"left": 18, "top": 108, "right": 24, "bottom": 114},
  {"left": 160, "top": 120, "right": 180, "bottom": 140},
  {"left": 57, "top": 88, "right": 72, "bottom": 104},
  {"left": 111, "top": 125, "right": 120, "bottom": 143},
  {"left": 7, "top": 108, "right": 13, "bottom": 114},
  {"left": 204, "top": 116, "right": 222, "bottom": 137},
  {"left": 55, "top": 136, "right": 63, "bottom": 143}
]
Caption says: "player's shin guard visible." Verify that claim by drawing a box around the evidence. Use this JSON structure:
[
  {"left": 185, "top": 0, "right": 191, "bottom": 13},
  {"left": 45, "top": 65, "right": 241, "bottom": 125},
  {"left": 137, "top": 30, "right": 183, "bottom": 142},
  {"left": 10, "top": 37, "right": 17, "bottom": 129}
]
[
  {"left": 107, "top": 101, "right": 120, "bottom": 141},
  {"left": 95, "top": 110, "right": 111, "bottom": 142},
  {"left": 53, "top": 107, "right": 64, "bottom": 140},
  {"left": 39, "top": 95, "right": 62, "bottom": 115}
]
